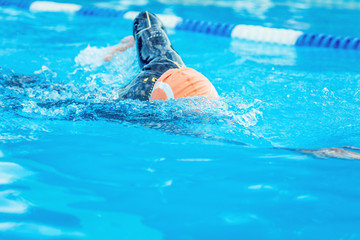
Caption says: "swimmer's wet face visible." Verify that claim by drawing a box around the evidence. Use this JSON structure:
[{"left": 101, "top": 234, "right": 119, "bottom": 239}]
[
  {"left": 133, "top": 11, "right": 166, "bottom": 36},
  {"left": 133, "top": 11, "right": 172, "bottom": 68}
]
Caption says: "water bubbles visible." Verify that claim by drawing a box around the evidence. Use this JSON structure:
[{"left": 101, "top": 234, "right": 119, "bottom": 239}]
[
  {"left": 33, "top": 66, "right": 57, "bottom": 80},
  {"left": 75, "top": 45, "right": 110, "bottom": 68},
  {"left": 21, "top": 101, "right": 37, "bottom": 113}
]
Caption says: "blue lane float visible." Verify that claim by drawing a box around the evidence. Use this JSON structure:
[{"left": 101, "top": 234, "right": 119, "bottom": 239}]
[
  {"left": 0, "top": 0, "right": 31, "bottom": 9},
  {"left": 1, "top": 0, "right": 359, "bottom": 50}
]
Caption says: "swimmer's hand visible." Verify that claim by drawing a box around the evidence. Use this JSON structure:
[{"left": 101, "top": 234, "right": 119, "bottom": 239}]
[{"left": 104, "top": 36, "right": 135, "bottom": 62}]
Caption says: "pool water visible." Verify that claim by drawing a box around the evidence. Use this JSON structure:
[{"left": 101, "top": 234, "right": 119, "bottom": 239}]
[{"left": 1, "top": 0, "right": 360, "bottom": 239}]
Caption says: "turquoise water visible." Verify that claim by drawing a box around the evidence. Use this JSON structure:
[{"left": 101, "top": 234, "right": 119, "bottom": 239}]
[{"left": 1, "top": 0, "right": 360, "bottom": 239}]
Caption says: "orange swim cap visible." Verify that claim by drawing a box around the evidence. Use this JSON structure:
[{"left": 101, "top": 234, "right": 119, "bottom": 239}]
[{"left": 150, "top": 68, "right": 219, "bottom": 101}]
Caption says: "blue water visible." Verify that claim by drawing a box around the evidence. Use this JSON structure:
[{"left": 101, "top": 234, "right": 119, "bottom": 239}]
[{"left": 1, "top": 1, "right": 360, "bottom": 239}]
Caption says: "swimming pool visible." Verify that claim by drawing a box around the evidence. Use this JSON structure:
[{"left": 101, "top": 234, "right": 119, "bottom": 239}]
[{"left": 1, "top": 0, "right": 360, "bottom": 239}]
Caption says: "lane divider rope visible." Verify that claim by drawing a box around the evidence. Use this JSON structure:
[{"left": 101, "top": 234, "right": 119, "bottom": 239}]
[{"left": 1, "top": 0, "right": 359, "bottom": 50}]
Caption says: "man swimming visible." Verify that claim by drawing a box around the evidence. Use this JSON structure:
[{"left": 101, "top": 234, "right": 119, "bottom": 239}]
[
  {"left": 104, "top": 11, "right": 219, "bottom": 101},
  {"left": 3, "top": 11, "right": 359, "bottom": 160}
]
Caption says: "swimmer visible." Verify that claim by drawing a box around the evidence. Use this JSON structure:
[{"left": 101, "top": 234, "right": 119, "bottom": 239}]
[
  {"left": 104, "top": 11, "right": 219, "bottom": 101},
  {"left": 3, "top": 12, "right": 360, "bottom": 161}
]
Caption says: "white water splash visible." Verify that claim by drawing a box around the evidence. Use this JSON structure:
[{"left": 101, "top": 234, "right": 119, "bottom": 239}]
[
  {"left": 75, "top": 45, "right": 111, "bottom": 68},
  {"left": 74, "top": 45, "right": 139, "bottom": 86}
]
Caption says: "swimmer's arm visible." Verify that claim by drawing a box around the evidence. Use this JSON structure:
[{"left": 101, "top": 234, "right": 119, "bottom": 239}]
[{"left": 104, "top": 36, "right": 135, "bottom": 62}]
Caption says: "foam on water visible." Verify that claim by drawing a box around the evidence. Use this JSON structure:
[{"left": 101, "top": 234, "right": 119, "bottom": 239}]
[{"left": 0, "top": 40, "right": 269, "bottom": 149}]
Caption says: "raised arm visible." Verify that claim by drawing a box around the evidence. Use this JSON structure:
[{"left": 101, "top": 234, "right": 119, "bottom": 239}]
[{"left": 104, "top": 36, "right": 135, "bottom": 62}]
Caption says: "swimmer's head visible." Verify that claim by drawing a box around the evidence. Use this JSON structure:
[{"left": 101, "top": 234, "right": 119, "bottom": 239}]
[
  {"left": 150, "top": 68, "right": 219, "bottom": 101},
  {"left": 133, "top": 11, "right": 172, "bottom": 67},
  {"left": 133, "top": 11, "right": 166, "bottom": 36}
]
